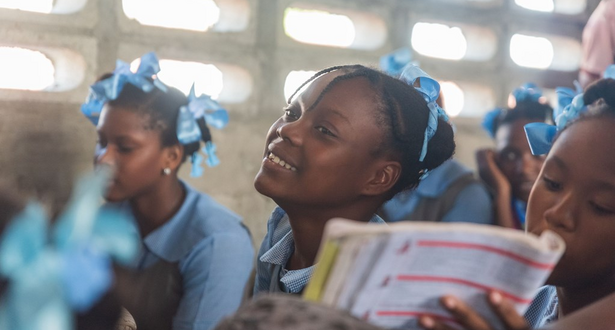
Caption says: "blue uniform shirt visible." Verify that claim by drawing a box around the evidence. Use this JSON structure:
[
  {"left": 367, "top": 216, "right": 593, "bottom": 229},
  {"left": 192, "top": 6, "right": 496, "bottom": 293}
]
[
  {"left": 381, "top": 160, "right": 494, "bottom": 224},
  {"left": 254, "top": 207, "right": 385, "bottom": 295},
  {"left": 524, "top": 285, "right": 559, "bottom": 328},
  {"left": 109, "top": 182, "right": 254, "bottom": 330}
]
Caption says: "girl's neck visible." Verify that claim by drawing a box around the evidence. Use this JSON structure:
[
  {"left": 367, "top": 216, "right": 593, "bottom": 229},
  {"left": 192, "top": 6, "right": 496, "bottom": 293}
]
[
  {"left": 556, "top": 277, "right": 615, "bottom": 317},
  {"left": 130, "top": 178, "right": 185, "bottom": 238},
  {"left": 282, "top": 202, "right": 378, "bottom": 271}
]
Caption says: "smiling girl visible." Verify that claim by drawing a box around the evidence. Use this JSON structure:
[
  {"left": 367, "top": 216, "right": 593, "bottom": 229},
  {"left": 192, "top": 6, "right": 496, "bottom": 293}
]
[{"left": 252, "top": 65, "right": 456, "bottom": 295}]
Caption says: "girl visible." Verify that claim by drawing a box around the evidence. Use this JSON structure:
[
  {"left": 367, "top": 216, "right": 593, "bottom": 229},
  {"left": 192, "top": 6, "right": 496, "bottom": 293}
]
[
  {"left": 84, "top": 53, "right": 254, "bottom": 330},
  {"left": 478, "top": 84, "right": 553, "bottom": 229},
  {"left": 253, "top": 64, "right": 456, "bottom": 294},
  {"left": 418, "top": 78, "right": 615, "bottom": 329}
]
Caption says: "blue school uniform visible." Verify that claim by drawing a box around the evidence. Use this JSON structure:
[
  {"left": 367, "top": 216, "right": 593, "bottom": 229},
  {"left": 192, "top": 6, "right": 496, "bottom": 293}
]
[
  {"left": 380, "top": 160, "right": 494, "bottom": 224},
  {"left": 524, "top": 285, "right": 559, "bottom": 328},
  {"left": 108, "top": 182, "right": 254, "bottom": 330},
  {"left": 254, "top": 207, "right": 385, "bottom": 295}
]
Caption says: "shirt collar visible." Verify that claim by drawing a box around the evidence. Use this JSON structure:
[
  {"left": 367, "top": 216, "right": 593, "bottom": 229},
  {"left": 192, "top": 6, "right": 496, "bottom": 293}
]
[
  {"left": 142, "top": 181, "right": 199, "bottom": 262},
  {"left": 260, "top": 213, "right": 385, "bottom": 293}
]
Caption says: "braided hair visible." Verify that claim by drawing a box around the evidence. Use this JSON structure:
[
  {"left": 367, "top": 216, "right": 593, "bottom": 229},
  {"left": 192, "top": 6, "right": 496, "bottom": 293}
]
[
  {"left": 288, "top": 65, "right": 455, "bottom": 197},
  {"left": 98, "top": 74, "right": 209, "bottom": 163}
]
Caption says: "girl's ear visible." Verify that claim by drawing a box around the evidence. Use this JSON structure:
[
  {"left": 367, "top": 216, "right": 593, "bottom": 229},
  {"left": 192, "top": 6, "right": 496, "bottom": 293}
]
[
  {"left": 163, "top": 144, "right": 184, "bottom": 173},
  {"left": 362, "top": 161, "right": 402, "bottom": 196}
]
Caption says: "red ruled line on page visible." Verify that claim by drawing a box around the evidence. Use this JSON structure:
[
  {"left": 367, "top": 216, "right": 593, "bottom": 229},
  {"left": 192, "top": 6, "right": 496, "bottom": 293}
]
[
  {"left": 396, "top": 275, "right": 533, "bottom": 304},
  {"left": 417, "top": 240, "right": 555, "bottom": 270}
]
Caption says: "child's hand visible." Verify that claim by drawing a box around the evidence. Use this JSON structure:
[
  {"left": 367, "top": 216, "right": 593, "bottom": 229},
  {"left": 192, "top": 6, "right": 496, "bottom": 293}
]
[
  {"left": 418, "top": 291, "right": 530, "bottom": 330},
  {"left": 475, "top": 149, "right": 510, "bottom": 196}
]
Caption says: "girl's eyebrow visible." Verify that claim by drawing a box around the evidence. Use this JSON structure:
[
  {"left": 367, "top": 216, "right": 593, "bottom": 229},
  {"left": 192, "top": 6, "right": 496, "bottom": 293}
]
[{"left": 548, "top": 155, "right": 567, "bottom": 170}]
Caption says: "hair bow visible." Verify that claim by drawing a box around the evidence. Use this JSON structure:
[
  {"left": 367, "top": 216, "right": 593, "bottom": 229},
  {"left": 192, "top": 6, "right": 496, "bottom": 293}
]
[
  {"left": 512, "top": 83, "right": 543, "bottom": 104},
  {"left": 176, "top": 85, "right": 229, "bottom": 177},
  {"left": 399, "top": 64, "right": 449, "bottom": 162},
  {"left": 481, "top": 107, "right": 504, "bottom": 138},
  {"left": 0, "top": 168, "right": 139, "bottom": 330},
  {"left": 554, "top": 81, "right": 582, "bottom": 120},
  {"left": 379, "top": 47, "right": 414, "bottom": 77},
  {"left": 81, "top": 52, "right": 168, "bottom": 125},
  {"left": 525, "top": 93, "right": 586, "bottom": 155},
  {"left": 604, "top": 64, "right": 615, "bottom": 79}
]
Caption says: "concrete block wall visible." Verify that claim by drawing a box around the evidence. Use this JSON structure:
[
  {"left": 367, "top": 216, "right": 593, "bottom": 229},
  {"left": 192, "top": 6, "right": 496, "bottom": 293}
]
[{"left": 0, "top": 0, "right": 599, "bottom": 245}]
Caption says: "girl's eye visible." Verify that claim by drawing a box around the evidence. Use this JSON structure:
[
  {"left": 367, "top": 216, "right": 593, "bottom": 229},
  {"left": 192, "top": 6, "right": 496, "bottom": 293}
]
[
  {"left": 543, "top": 176, "right": 562, "bottom": 191},
  {"left": 590, "top": 201, "right": 615, "bottom": 216},
  {"left": 316, "top": 126, "right": 335, "bottom": 137},
  {"left": 283, "top": 108, "right": 300, "bottom": 120},
  {"left": 117, "top": 145, "right": 133, "bottom": 153}
]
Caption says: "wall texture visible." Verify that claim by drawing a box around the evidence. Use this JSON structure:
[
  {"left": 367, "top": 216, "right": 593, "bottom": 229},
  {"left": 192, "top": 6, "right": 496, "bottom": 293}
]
[{"left": 0, "top": 0, "right": 598, "bottom": 245}]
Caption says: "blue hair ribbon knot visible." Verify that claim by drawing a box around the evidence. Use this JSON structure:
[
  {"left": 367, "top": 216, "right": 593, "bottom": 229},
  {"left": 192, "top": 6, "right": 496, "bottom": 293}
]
[
  {"left": 511, "top": 83, "right": 543, "bottom": 104},
  {"left": 379, "top": 47, "right": 414, "bottom": 77},
  {"left": 177, "top": 85, "right": 229, "bottom": 177},
  {"left": 80, "top": 52, "right": 168, "bottom": 125},
  {"left": 399, "top": 64, "right": 449, "bottom": 162},
  {"left": 525, "top": 93, "right": 586, "bottom": 155},
  {"left": 0, "top": 168, "right": 139, "bottom": 330}
]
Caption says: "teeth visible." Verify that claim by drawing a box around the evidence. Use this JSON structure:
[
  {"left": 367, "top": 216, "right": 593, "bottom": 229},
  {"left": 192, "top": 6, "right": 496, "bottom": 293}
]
[{"left": 268, "top": 153, "right": 297, "bottom": 172}]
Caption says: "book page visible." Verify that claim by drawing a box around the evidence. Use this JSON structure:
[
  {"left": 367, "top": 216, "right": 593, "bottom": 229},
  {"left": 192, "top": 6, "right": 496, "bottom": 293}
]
[{"left": 314, "top": 219, "right": 565, "bottom": 330}]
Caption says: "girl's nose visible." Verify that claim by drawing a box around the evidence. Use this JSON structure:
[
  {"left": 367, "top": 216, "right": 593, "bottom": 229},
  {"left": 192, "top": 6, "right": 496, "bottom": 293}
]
[
  {"left": 95, "top": 145, "right": 115, "bottom": 167},
  {"left": 276, "top": 120, "right": 304, "bottom": 146},
  {"left": 544, "top": 191, "right": 576, "bottom": 231}
]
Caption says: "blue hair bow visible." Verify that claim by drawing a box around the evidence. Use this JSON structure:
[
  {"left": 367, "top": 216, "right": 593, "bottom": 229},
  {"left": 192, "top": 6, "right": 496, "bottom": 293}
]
[
  {"left": 399, "top": 64, "right": 449, "bottom": 162},
  {"left": 177, "top": 85, "right": 229, "bottom": 177},
  {"left": 481, "top": 107, "right": 504, "bottom": 138},
  {"left": 604, "top": 64, "right": 615, "bottom": 79},
  {"left": 525, "top": 93, "right": 586, "bottom": 155},
  {"left": 379, "top": 47, "right": 414, "bottom": 77},
  {"left": 512, "top": 83, "right": 543, "bottom": 104},
  {"left": 554, "top": 81, "right": 582, "bottom": 121},
  {"left": 81, "top": 52, "right": 168, "bottom": 125},
  {"left": 0, "top": 168, "right": 139, "bottom": 330}
]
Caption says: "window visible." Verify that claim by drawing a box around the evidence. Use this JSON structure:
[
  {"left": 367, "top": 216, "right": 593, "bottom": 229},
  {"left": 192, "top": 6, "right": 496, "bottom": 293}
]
[
  {"left": 0, "top": 0, "right": 87, "bottom": 14},
  {"left": 284, "top": 4, "right": 386, "bottom": 50},
  {"left": 514, "top": 0, "right": 586, "bottom": 15},
  {"left": 439, "top": 81, "right": 496, "bottom": 118},
  {"left": 440, "top": 82, "right": 465, "bottom": 117},
  {"left": 515, "top": 0, "right": 553, "bottom": 12},
  {"left": 130, "top": 57, "right": 251, "bottom": 103},
  {"left": 411, "top": 21, "right": 496, "bottom": 61},
  {"left": 510, "top": 33, "right": 581, "bottom": 71},
  {"left": 284, "top": 70, "right": 316, "bottom": 101},
  {"left": 0, "top": 47, "right": 54, "bottom": 91},
  {"left": 123, "top": 0, "right": 220, "bottom": 32}
]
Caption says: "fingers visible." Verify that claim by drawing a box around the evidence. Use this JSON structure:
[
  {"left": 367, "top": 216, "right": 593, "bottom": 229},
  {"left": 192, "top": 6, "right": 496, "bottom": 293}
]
[
  {"left": 419, "top": 315, "right": 458, "bottom": 330},
  {"left": 487, "top": 292, "right": 530, "bottom": 330}
]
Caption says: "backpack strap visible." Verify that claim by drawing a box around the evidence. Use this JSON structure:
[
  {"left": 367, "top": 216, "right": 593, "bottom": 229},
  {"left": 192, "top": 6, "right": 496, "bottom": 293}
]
[{"left": 409, "top": 173, "right": 479, "bottom": 222}]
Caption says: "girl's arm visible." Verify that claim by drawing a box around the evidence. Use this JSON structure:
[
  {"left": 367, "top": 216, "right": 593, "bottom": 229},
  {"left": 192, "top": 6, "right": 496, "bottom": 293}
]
[{"left": 476, "top": 149, "right": 517, "bottom": 229}]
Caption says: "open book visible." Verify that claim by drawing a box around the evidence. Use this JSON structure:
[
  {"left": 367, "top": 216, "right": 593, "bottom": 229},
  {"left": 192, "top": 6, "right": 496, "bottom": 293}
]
[{"left": 304, "top": 219, "right": 565, "bottom": 330}]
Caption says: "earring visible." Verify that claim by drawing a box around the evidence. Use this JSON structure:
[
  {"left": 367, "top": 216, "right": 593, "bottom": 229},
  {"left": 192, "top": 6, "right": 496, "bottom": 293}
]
[{"left": 163, "top": 168, "right": 171, "bottom": 175}]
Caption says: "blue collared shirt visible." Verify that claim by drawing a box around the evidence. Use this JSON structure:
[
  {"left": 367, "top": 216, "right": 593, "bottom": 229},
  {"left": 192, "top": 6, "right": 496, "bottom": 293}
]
[
  {"left": 381, "top": 160, "right": 494, "bottom": 224},
  {"left": 109, "top": 182, "right": 254, "bottom": 330},
  {"left": 254, "top": 207, "right": 385, "bottom": 295},
  {"left": 524, "top": 285, "right": 559, "bottom": 328}
]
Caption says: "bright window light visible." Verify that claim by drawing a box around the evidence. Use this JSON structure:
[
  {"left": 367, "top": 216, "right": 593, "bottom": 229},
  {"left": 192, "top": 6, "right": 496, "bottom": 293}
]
[
  {"left": 123, "top": 0, "right": 220, "bottom": 32},
  {"left": 440, "top": 82, "right": 464, "bottom": 117},
  {"left": 515, "top": 0, "right": 554, "bottom": 12},
  {"left": 0, "top": 47, "right": 54, "bottom": 91},
  {"left": 411, "top": 22, "right": 467, "bottom": 60},
  {"left": 284, "top": 70, "right": 316, "bottom": 101},
  {"left": 510, "top": 34, "right": 554, "bottom": 69},
  {"left": 284, "top": 7, "right": 355, "bottom": 48},
  {"left": 0, "top": 0, "right": 52, "bottom": 13},
  {"left": 131, "top": 58, "right": 224, "bottom": 99}
]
